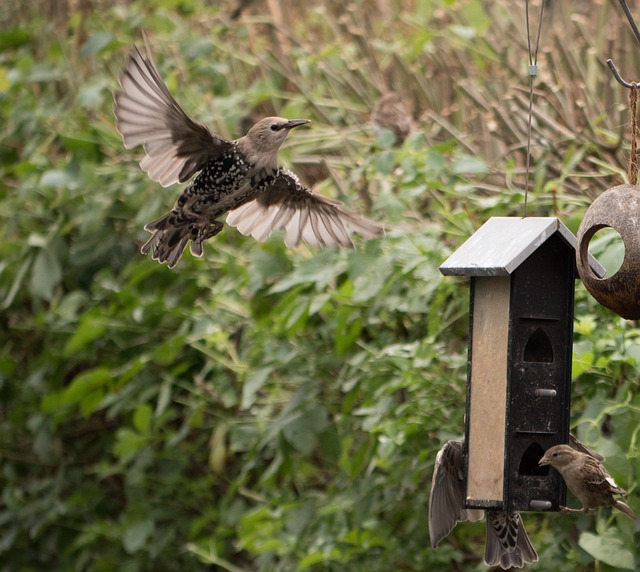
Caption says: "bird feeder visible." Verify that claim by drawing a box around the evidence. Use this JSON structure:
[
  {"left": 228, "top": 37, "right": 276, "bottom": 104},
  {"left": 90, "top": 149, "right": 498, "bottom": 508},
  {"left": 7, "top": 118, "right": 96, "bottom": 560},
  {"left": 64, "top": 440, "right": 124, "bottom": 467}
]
[
  {"left": 576, "top": 184, "right": 640, "bottom": 320},
  {"left": 440, "top": 217, "right": 605, "bottom": 512},
  {"left": 576, "top": 12, "right": 640, "bottom": 320}
]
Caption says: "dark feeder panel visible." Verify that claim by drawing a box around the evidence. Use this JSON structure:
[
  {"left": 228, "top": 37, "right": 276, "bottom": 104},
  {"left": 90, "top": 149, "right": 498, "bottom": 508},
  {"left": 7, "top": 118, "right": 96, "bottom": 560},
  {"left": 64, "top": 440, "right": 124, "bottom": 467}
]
[{"left": 439, "top": 217, "right": 605, "bottom": 512}]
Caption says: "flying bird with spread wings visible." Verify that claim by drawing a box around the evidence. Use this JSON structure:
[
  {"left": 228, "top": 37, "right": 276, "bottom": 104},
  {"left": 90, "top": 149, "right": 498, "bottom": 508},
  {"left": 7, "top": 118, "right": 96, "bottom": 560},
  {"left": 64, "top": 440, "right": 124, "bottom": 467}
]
[{"left": 114, "top": 37, "right": 384, "bottom": 267}]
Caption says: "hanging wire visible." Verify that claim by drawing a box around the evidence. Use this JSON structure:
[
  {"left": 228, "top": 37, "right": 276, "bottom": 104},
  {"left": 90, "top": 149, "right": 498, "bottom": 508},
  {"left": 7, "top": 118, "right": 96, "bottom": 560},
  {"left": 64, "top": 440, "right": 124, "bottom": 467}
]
[
  {"left": 523, "top": 0, "right": 545, "bottom": 218},
  {"left": 628, "top": 85, "right": 639, "bottom": 185}
]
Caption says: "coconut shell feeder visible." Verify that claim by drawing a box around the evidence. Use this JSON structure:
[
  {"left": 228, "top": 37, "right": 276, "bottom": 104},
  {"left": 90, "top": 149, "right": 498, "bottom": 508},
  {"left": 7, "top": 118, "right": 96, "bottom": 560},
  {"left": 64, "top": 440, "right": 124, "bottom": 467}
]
[
  {"left": 575, "top": 4, "right": 640, "bottom": 320},
  {"left": 576, "top": 184, "right": 640, "bottom": 320}
]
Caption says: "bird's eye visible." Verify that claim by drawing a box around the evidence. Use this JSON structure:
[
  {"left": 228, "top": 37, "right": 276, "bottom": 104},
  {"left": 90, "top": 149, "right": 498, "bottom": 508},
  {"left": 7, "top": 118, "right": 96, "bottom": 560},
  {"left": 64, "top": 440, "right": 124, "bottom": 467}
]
[{"left": 270, "top": 123, "right": 280, "bottom": 131}]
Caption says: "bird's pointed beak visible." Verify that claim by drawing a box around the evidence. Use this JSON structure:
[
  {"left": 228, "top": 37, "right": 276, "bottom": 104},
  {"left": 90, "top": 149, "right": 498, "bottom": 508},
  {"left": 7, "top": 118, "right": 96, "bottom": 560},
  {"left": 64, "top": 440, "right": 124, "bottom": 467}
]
[
  {"left": 285, "top": 119, "right": 311, "bottom": 130},
  {"left": 538, "top": 455, "right": 550, "bottom": 467}
]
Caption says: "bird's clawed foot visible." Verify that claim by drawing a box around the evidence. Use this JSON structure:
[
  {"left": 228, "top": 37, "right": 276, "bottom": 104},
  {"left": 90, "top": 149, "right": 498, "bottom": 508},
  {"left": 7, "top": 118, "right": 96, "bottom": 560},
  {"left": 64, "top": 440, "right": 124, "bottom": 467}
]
[
  {"left": 202, "top": 221, "right": 224, "bottom": 240},
  {"left": 559, "top": 506, "right": 582, "bottom": 515}
]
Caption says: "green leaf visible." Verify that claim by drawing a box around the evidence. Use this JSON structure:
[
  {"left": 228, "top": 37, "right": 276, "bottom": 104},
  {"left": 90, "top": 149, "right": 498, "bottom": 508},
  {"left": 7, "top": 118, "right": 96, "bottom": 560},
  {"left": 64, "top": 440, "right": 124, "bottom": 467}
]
[
  {"left": 578, "top": 530, "right": 635, "bottom": 569},
  {"left": 29, "top": 249, "right": 63, "bottom": 301},
  {"left": 40, "top": 169, "right": 73, "bottom": 189},
  {"left": 133, "top": 404, "right": 153, "bottom": 434},
  {"left": 79, "top": 32, "right": 114, "bottom": 58},
  {"left": 449, "top": 25, "right": 476, "bottom": 39},
  {"left": 64, "top": 314, "right": 109, "bottom": 356},
  {"left": 375, "top": 128, "right": 398, "bottom": 149},
  {"left": 155, "top": 379, "right": 172, "bottom": 417},
  {"left": 375, "top": 149, "right": 396, "bottom": 174},
  {"left": 0, "top": 27, "right": 30, "bottom": 51},
  {"left": 113, "top": 428, "right": 148, "bottom": 462},
  {"left": 451, "top": 155, "right": 488, "bottom": 174},
  {"left": 123, "top": 519, "right": 155, "bottom": 554},
  {"left": 241, "top": 366, "right": 273, "bottom": 409},
  {"left": 282, "top": 405, "right": 328, "bottom": 455},
  {"left": 2, "top": 257, "right": 31, "bottom": 309},
  {"left": 298, "top": 551, "right": 332, "bottom": 569},
  {"left": 335, "top": 307, "right": 362, "bottom": 357},
  {"left": 318, "top": 422, "right": 342, "bottom": 463},
  {"left": 42, "top": 366, "right": 110, "bottom": 416},
  {"left": 0, "top": 66, "right": 10, "bottom": 92}
]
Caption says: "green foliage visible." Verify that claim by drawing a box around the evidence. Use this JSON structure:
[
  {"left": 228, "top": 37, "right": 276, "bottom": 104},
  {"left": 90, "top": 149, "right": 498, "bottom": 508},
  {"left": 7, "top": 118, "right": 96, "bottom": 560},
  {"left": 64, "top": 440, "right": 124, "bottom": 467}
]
[{"left": 1, "top": 2, "right": 639, "bottom": 571}]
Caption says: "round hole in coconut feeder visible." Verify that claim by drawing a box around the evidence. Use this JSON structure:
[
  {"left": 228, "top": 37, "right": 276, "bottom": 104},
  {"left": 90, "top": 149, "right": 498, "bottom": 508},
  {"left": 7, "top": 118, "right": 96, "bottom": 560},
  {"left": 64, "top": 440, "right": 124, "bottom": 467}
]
[{"left": 576, "top": 184, "right": 640, "bottom": 320}]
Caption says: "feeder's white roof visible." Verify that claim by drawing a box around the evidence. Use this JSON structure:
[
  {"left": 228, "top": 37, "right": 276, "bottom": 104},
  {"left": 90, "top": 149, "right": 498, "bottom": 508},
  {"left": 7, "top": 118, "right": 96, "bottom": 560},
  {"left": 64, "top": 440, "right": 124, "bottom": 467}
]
[{"left": 440, "top": 217, "right": 605, "bottom": 277}]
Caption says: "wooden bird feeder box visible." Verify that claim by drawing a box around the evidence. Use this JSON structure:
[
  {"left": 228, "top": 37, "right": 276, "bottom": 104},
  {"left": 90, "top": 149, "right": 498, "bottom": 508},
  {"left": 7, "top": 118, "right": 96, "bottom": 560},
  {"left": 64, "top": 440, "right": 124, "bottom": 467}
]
[{"left": 439, "top": 217, "right": 605, "bottom": 512}]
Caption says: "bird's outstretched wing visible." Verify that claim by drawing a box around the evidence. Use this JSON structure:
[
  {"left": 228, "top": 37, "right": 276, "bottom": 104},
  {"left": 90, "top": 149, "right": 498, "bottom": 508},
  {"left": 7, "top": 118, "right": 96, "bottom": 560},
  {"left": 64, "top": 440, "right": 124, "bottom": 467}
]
[
  {"left": 114, "top": 36, "right": 233, "bottom": 186},
  {"left": 225, "top": 169, "right": 385, "bottom": 248},
  {"left": 428, "top": 440, "right": 483, "bottom": 548}
]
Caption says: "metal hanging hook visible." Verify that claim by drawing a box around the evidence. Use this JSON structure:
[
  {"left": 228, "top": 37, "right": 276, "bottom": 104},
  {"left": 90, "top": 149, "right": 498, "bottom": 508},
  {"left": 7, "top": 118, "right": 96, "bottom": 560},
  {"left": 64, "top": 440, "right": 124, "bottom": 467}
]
[
  {"left": 608, "top": 0, "right": 640, "bottom": 88},
  {"left": 607, "top": 59, "right": 637, "bottom": 89}
]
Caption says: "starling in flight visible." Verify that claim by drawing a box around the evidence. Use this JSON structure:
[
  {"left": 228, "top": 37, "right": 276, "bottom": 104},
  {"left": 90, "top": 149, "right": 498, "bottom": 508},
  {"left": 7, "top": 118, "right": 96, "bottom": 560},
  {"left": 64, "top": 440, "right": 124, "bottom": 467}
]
[{"left": 114, "top": 38, "right": 384, "bottom": 267}]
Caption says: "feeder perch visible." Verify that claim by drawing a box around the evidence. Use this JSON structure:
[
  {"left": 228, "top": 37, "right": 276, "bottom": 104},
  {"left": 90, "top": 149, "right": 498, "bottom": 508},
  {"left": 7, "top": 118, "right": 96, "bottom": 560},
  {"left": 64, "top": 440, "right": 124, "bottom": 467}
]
[
  {"left": 576, "top": 184, "right": 640, "bottom": 320},
  {"left": 440, "top": 217, "right": 604, "bottom": 512}
]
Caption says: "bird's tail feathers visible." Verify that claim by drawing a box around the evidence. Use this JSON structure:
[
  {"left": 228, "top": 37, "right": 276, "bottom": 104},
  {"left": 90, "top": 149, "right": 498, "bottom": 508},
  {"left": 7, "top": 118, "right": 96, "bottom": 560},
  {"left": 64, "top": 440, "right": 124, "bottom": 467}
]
[
  {"left": 484, "top": 511, "right": 538, "bottom": 570},
  {"left": 141, "top": 225, "right": 191, "bottom": 269},
  {"left": 614, "top": 500, "right": 638, "bottom": 520},
  {"left": 140, "top": 211, "right": 223, "bottom": 268}
]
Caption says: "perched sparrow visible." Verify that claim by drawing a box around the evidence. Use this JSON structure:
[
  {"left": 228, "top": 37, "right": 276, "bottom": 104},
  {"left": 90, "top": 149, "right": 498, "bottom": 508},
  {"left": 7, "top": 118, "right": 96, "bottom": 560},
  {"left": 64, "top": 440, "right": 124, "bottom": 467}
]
[
  {"left": 429, "top": 440, "right": 538, "bottom": 569},
  {"left": 539, "top": 444, "right": 637, "bottom": 520}
]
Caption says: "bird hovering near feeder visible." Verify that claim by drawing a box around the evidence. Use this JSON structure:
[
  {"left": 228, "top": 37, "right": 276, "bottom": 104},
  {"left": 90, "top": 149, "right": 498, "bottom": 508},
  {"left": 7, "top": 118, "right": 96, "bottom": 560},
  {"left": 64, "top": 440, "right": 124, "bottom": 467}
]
[
  {"left": 429, "top": 440, "right": 538, "bottom": 570},
  {"left": 539, "top": 444, "right": 637, "bottom": 520},
  {"left": 114, "top": 38, "right": 384, "bottom": 268}
]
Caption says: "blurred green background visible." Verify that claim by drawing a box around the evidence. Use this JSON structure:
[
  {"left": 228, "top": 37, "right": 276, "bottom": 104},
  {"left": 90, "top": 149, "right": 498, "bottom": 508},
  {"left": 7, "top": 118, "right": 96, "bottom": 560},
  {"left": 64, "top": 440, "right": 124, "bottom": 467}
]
[{"left": 1, "top": 0, "right": 638, "bottom": 570}]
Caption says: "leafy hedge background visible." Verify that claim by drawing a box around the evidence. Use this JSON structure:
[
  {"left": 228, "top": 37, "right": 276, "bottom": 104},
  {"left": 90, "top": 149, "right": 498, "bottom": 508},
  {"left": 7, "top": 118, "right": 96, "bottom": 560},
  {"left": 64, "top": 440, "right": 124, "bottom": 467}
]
[{"left": 1, "top": 0, "right": 639, "bottom": 570}]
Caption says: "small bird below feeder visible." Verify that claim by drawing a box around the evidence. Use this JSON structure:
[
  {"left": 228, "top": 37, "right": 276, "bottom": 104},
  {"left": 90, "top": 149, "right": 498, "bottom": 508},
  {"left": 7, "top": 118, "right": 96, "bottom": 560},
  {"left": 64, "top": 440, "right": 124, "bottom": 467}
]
[
  {"left": 429, "top": 440, "right": 538, "bottom": 570},
  {"left": 429, "top": 435, "right": 603, "bottom": 569},
  {"left": 114, "top": 37, "right": 384, "bottom": 268},
  {"left": 539, "top": 444, "right": 638, "bottom": 520}
]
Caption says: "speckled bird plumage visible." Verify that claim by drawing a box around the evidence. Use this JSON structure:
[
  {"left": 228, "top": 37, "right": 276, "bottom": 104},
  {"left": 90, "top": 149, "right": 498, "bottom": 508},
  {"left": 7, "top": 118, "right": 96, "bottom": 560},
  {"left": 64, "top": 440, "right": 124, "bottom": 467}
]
[
  {"left": 428, "top": 440, "right": 538, "bottom": 569},
  {"left": 539, "top": 444, "right": 637, "bottom": 520},
  {"left": 114, "top": 37, "right": 384, "bottom": 267}
]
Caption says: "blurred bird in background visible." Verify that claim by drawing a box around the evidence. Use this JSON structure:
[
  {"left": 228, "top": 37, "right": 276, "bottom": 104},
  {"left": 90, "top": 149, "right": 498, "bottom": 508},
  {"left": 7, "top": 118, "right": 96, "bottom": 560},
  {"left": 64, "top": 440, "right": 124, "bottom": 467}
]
[
  {"left": 428, "top": 440, "right": 538, "bottom": 569},
  {"left": 539, "top": 444, "right": 637, "bottom": 520},
  {"left": 370, "top": 92, "right": 413, "bottom": 146},
  {"left": 114, "top": 37, "right": 384, "bottom": 268}
]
